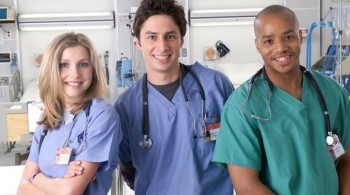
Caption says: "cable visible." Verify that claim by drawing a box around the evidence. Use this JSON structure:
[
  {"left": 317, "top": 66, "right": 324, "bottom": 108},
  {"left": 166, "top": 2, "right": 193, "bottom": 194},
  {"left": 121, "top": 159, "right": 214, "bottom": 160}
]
[{"left": 0, "top": 24, "right": 8, "bottom": 33}]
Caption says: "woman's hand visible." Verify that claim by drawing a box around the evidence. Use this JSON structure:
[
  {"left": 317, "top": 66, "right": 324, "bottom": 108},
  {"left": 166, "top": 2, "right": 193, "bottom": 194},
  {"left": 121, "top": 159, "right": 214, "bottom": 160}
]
[{"left": 64, "top": 160, "right": 84, "bottom": 178}]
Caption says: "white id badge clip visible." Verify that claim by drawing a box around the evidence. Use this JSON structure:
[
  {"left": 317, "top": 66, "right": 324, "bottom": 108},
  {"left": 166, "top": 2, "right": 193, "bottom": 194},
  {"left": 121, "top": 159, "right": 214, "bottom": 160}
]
[
  {"left": 54, "top": 147, "right": 72, "bottom": 165},
  {"left": 327, "top": 134, "right": 345, "bottom": 160},
  {"left": 203, "top": 123, "right": 220, "bottom": 141}
]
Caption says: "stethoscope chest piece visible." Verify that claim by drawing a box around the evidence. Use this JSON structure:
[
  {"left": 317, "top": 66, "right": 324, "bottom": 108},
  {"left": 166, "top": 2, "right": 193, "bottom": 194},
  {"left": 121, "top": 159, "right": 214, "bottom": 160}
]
[
  {"left": 139, "top": 135, "right": 153, "bottom": 149},
  {"left": 326, "top": 135, "right": 335, "bottom": 145}
]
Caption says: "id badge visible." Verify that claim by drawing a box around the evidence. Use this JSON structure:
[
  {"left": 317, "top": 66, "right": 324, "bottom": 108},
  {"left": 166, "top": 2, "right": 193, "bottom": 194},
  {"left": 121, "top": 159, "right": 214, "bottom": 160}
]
[
  {"left": 54, "top": 147, "right": 72, "bottom": 165},
  {"left": 327, "top": 134, "right": 345, "bottom": 160},
  {"left": 202, "top": 123, "right": 220, "bottom": 141}
]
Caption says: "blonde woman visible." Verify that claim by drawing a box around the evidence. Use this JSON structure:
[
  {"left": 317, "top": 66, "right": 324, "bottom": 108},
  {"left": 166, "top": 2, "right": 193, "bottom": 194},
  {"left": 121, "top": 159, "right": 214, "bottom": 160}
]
[{"left": 17, "top": 32, "right": 121, "bottom": 195}]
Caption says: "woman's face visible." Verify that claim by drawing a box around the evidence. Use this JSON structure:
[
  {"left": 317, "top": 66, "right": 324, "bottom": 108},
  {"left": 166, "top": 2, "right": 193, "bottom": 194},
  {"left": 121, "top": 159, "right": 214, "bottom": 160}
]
[{"left": 59, "top": 45, "right": 93, "bottom": 108}]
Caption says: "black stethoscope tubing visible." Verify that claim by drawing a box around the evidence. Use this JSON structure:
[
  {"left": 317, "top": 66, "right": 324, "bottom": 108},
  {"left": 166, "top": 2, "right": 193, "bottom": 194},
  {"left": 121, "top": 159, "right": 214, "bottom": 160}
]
[
  {"left": 140, "top": 64, "right": 205, "bottom": 149},
  {"left": 250, "top": 65, "right": 332, "bottom": 137},
  {"left": 180, "top": 66, "right": 206, "bottom": 102}
]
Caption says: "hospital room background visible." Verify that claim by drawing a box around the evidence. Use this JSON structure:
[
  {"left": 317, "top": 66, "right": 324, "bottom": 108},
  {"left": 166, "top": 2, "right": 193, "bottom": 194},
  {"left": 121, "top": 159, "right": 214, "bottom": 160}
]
[{"left": 0, "top": 0, "right": 349, "bottom": 194}]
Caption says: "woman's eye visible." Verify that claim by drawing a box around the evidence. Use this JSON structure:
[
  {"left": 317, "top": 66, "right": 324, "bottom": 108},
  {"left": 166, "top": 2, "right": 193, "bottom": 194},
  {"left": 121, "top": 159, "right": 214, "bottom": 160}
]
[
  {"left": 80, "top": 63, "right": 89, "bottom": 67},
  {"left": 59, "top": 63, "right": 68, "bottom": 68}
]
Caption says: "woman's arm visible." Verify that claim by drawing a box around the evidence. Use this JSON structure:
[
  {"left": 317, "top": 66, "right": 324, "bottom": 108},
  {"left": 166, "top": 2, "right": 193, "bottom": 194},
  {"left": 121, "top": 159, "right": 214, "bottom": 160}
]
[
  {"left": 228, "top": 164, "right": 275, "bottom": 195},
  {"left": 31, "top": 161, "right": 100, "bottom": 195},
  {"left": 17, "top": 160, "right": 45, "bottom": 195}
]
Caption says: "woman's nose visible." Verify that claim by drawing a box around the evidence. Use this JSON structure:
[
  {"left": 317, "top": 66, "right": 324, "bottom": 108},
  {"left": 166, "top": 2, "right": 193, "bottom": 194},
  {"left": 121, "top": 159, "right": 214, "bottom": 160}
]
[{"left": 68, "top": 65, "right": 80, "bottom": 77}]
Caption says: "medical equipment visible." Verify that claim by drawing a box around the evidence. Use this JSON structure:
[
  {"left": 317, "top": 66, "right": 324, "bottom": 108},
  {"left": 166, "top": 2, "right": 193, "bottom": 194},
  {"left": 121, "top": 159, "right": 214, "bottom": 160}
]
[
  {"left": 39, "top": 101, "right": 91, "bottom": 154},
  {"left": 307, "top": 0, "right": 350, "bottom": 84},
  {"left": 0, "top": 61, "right": 21, "bottom": 102},
  {"left": 116, "top": 57, "right": 134, "bottom": 87},
  {"left": 0, "top": 5, "right": 15, "bottom": 22},
  {"left": 104, "top": 51, "right": 110, "bottom": 85},
  {"left": 216, "top": 40, "right": 230, "bottom": 58},
  {"left": 306, "top": 21, "right": 337, "bottom": 73},
  {"left": 241, "top": 66, "right": 336, "bottom": 145},
  {"left": 139, "top": 64, "right": 207, "bottom": 149}
]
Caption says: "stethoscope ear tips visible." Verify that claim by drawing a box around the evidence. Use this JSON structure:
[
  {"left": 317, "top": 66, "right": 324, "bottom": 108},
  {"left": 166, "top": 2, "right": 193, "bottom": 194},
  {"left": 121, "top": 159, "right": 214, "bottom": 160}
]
[{"left": 139, "top": 135, "right": 153, "bottom": 149}]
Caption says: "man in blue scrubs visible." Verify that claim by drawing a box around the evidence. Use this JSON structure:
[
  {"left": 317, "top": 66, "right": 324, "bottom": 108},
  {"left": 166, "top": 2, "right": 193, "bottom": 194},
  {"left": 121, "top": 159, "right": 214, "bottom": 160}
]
[
  {"left": 213, "top": 5, "right": 350, "bottom": 195},
  {"left": 114, "top": 0, "right": 234, "bottom": 194}
]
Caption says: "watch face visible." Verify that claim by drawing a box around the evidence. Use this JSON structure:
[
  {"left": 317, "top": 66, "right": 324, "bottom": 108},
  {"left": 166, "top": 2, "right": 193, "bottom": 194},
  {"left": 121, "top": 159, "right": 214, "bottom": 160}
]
[{"left": 204, "top": 47, "right": 217, "bottom": 60}]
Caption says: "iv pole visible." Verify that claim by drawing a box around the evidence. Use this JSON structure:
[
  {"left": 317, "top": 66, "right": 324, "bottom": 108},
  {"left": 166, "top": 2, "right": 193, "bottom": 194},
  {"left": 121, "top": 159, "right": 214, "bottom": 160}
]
[{"left": 337, "top": 0, "right": 343, "bottom": 84}]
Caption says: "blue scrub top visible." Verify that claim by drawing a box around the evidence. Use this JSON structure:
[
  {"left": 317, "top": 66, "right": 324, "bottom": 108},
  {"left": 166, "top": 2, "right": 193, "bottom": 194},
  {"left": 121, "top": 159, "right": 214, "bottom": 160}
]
[
  {"left": 115, "top": 62, "right": 235, "bottom": 195},
  {"left": 28, "top": 98, "right": 122, "bottom": 195}
]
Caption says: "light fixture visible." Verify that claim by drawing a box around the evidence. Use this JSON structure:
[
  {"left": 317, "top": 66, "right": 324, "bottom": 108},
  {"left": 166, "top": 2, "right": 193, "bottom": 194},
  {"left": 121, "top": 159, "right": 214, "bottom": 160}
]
[
  {"left": 18, "top": 12, "right": 115, "bottom": 31},
  {"left": 189, "top": 8, "right": 262, "bottom": 27}
]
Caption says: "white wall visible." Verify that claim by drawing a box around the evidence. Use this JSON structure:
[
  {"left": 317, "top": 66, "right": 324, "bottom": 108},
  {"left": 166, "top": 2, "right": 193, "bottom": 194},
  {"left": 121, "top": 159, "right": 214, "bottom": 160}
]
[
  {"left": 115, "top": 0, "right": 140, "bottom": 60},
  {"left": 112, "top": 0, "right": 321, "bottom": 87},
  {"left": 189, "top": 0, "right": 282, "bottom": 9},
  {"left": 188, "top": 0, "right": 320, "bottom": 69},
  {"left": 16, "top": 0, "right": 118, "bottom": 102},
  {"left": 13, "top": 0, "right": 325, "bottom": 100}
]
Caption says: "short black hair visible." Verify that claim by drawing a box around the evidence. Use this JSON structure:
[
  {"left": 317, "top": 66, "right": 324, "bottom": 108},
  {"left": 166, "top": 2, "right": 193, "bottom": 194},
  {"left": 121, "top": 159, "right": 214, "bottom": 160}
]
[{"left": 132, "top": 0, "right": 187, "bottom": 39}]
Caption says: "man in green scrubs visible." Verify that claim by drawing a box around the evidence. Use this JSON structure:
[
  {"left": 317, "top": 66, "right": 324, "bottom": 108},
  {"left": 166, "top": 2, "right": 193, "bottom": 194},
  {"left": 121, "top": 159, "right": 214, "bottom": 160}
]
[{"left": 213, "top": 4, "right": 350, "bottom": 195}]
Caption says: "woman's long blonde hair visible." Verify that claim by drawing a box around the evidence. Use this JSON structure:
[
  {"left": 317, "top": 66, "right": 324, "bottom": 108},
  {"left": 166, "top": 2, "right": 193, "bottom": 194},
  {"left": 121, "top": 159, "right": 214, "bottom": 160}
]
[{"left": 38, "top": 32, "right": 109, "bottom": 129}]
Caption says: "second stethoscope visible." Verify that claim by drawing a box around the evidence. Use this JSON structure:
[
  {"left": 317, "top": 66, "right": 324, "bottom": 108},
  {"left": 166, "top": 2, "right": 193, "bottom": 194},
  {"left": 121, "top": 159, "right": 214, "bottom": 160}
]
[
  {"left": 241, "top": 65, "right": 336, "bottom": 145},
  {"left": 139, "top": 64, "right": 207, "bottom": 149}
]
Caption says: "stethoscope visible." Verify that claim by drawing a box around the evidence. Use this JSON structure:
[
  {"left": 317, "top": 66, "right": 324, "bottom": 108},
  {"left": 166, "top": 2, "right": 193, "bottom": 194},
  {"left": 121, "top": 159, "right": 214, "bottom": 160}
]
[
  {"left": 66, "top": 101, "right": 91, "bottom": 156},
  {"left": 139, "top": 64, "right": 207, "bottom": 149},
  {"left": 39, "top": 101, "right": 91, "bottom": 154},
  {"left": 241, "top": 65, "right": 336, "bottom": 146}
]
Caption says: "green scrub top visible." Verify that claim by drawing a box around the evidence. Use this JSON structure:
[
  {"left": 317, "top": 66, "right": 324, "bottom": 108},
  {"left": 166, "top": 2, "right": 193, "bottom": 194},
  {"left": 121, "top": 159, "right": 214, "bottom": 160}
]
[{"left": 213, "top": 69, "right": 350, "bottom": 195}]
